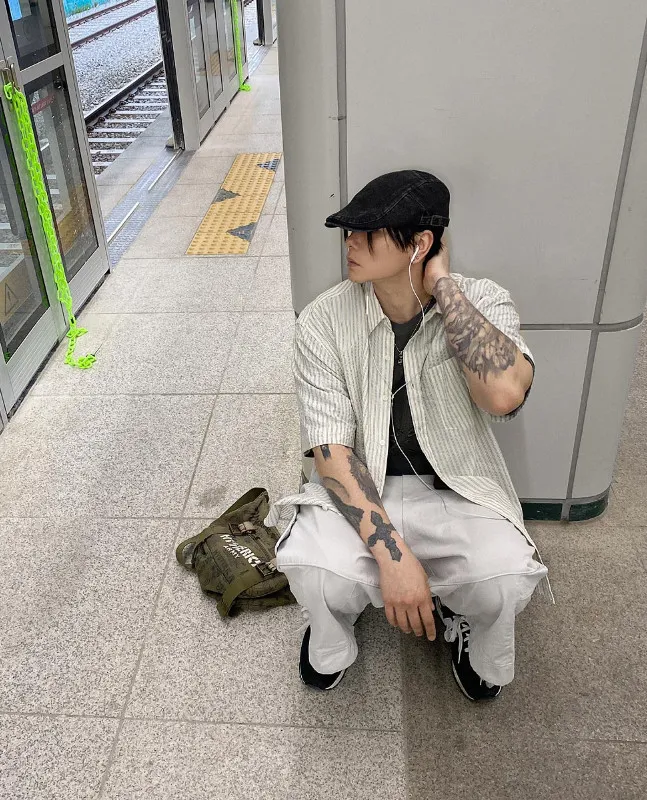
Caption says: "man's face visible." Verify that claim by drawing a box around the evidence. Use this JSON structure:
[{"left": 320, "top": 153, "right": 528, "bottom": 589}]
[{"left": 345, "top": 229, "right": 412, "bottom": 284}]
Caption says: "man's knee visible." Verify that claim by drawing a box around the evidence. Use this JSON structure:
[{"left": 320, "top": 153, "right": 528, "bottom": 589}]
[
  {"left": 447, "top": 573, "right": 538, "bottom": 620},
  {"left": 471, "top": 574, "right": 520, "bottom": 617},
  {"left": 282, "top": 565, "right": 361, "bottom": 614}
]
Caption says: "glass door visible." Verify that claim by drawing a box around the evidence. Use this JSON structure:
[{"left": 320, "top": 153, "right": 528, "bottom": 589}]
[
  {"left": 159, "top": 0, "right": 243, "bottom": 149},
  {"left": 0, "top": 55, "right": 63, "bottom": 410},
  {"left": 203, "top": 0, "right": 226, "bottom": 129},
  {"left": 187, "top": 0, "right": 211, "bottom": 135},
  {"left": 219, "top": 0, "right": 248, "bottom": 103},
  {"left": 0, "top": 0, "right": 108, "bottom": 314},
  {"left": 0, "top": 0, "right": 108, "bottom": 413},
  {"left": 187, "top": 0, "right": 227, "bottom": 141}
]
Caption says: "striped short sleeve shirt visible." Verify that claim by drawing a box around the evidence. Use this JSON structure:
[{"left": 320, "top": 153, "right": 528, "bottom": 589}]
[{"left": 292, "top": 272, "right": 537, "bottom": 546}]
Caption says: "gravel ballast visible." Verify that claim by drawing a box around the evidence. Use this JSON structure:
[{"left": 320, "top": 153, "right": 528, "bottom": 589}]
[{"left": 72, "top": 11, "right": 162, "bottom": 114}]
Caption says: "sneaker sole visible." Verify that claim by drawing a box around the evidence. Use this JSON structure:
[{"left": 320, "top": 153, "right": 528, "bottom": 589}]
[
  {"left": 451, "top": 662, "right": 502, "bottom": 702},
  {"left": 299, "top": 665, "right": 346, "bottom": 691}
]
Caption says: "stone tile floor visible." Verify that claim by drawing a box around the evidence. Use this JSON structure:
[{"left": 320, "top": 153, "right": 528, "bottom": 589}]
[{"left": 1, "top": 42, "right": 646, "bottom": 800}]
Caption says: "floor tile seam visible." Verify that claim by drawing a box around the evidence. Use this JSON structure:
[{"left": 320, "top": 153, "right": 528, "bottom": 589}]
[
  {"left": 174, "top": 309, "right": 247, "bottom": 527},
  {"left": 18, "top": 392, "right": 221, "bottom": 399},
  {"left": 0, "top": 709, "right": 120, "bottom": 722},
  {"left": 249, "top": 252, "right": 263, "bottom": 286},
  {"left": 0, "top": 516, "right": 183, "bottom": 521},
  {"left": 113, "top": 256, "right": 262, "bottom": 261},
  {"left": 578, "top": 736, "right": 647, "bottom": 747},
  {"left": 99, "top": 310, "right": 271, "bottom": 736},
  {"left": 87, "top": 307, "right": 294, "bottom": 314},
  {"left": 95, "top": 516, "right": 186, "bottom": 799},
  {"left": 82, "top": 310, "right": 274, "bottom": 317},
  {"left": 175, "top": 180, "right": 234, "bottom": 186},
  {"left": 23, "top": 391, "right": 297, "bottom": 399},
  {"left": 116, "top": 715, "right": 403, "bottom": 735},
  {"left": 119, "top": 254, "right": 263, "bottom": 260},
  {"left": 96, "top": 315, "right": 249, "bottom": 790},
  {"left": 7, "top": 708, "right": 647, "bottom": 748},
  {"left": 94, "top": 353, "right": 239, "bottom": 793},
  {"left": 242, "top": 304, "right": 293, "bottom": 312},
  {"left": 420, "top": 730, "right": 647, "bottom": 747},
  {"left": 83, "top": 307, "right": 288, "bottom": 316},
  {"left": 152, "top": 211, "right": 221, "bottom": 218}
]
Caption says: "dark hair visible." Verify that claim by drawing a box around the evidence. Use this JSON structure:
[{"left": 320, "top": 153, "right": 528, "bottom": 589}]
[{"left": 365, "top": 225, "right": 445, "bottom": 268}]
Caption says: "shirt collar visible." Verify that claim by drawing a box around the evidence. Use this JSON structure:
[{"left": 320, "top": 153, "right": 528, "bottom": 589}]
[{"left": 363, "top": 282, "right": 441, "bottom": 334}]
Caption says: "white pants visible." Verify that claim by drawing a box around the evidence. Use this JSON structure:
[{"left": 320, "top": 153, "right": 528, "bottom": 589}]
[{"left": 278, "top": 474, "right": 547, "bottom": 686}]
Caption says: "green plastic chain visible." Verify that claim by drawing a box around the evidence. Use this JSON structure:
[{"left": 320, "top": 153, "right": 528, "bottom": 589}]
[
  {"left": 231, "top": 0, "right": 251, "bottom": 93},
  {"left": 3, "top": 81, "right": 95, "bottom": 369}
]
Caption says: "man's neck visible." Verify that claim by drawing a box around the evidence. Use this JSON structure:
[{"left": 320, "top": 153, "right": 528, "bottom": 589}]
[{"left": 372, "top": 272, "right": 433, "bottom": 324}]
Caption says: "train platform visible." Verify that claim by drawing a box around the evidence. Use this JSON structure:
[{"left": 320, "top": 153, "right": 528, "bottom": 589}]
[{"left": 1, "top": 37, "right": 647, "bottom": 800}]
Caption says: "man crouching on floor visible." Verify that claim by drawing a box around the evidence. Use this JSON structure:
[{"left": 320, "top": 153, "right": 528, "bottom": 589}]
[{"left": 268, "top": 170, "right": 550, "bottom": 701}]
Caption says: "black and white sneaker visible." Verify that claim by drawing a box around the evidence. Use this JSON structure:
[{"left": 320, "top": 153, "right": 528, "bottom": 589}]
[
  {"left": 434, "top": 597, "right": 502, "bottom": 701},
  {"left": 299, "top": 626, "right": 346, "bottom": 691}
]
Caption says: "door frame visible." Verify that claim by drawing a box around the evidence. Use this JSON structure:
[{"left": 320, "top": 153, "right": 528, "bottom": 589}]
[
  {"left": 198, "top": 0, "right": 228, "bottom": 141},
  {"left": 0, "top": 0, "right": 110, "bottom": 315},
  {"left": 162, "top": 0, "right": 247, "bottom": 151},
  {"left": 0, "top": 50, "right": 64, "bottom": 410},
  {"left": 0, "top": 0, "right": 110, "bottom": 411},
  {"left": 222, "top": 0, "right": 249, "bottom": 103},
  {"left": 260, "top": 0, "right": 278, "bottom": 45}
]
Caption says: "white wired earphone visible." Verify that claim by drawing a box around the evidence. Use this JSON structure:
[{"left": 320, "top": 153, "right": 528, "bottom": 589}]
[{"left": 363, "top": 244, "right": 445, "bottom": 501}]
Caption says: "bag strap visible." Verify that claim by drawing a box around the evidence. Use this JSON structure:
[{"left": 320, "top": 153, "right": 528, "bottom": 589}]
[
  {"left": 175, "top": 488, "right": 270, "bottom": 568},
  {"left": 216, "top": 566, "right": 267, "bottom": 617},
  {"left": 220, "top": 487, "right": 268, "bottom": 519}
]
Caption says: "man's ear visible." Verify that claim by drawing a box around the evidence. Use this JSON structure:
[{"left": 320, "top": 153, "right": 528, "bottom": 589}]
[{"left": 414, "top": 230, "right": 435, "bottom": 262}]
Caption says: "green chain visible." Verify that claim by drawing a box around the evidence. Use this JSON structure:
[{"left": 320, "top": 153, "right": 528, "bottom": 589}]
[
  {"left": 231, "top": 0, "right": 251, "bottom": 93},
  {"left": 3, "top": 82, "right": 95, "bottom": 369}
]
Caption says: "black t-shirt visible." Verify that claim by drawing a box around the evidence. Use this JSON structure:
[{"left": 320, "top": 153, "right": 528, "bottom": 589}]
[{"left": 386, "top": 300, "right": 437, "bottom": 477}]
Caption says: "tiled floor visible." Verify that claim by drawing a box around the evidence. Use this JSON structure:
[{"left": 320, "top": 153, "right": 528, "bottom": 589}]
[{"left": 1, "top": 41, "right": 646, "bottom": 800}]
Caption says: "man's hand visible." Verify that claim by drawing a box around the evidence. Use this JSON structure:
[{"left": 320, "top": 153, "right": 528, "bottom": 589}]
[
  {"left": 422, "top": 242, "right": 450, "bottom": 297},
  {"left": 379, "top": 544, "right": 436, "bottom": 640},
  {"left": 314, "top": 445, "right": 436, "bottom": 641}
]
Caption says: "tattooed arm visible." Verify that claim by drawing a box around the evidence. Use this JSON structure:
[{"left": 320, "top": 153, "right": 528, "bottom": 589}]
[
  {"left": 433, "top": 276, "right": 533, "bottom": 416},
  {"left": 421, "top": 246, "right": 532, "bottom": 416},
  {"left": 314, "top": 444, "right": 436, "bottom": 640},
  {"left": 315, "top": 444, "right": 401, "bottom": 558}
]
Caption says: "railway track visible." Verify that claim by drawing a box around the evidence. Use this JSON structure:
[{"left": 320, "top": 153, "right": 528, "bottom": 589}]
[
  {"left": 69, "top": 0, "right": 157, "bottom": 49},
  {"left": 85, "top": 62, "right": 168, "bottom": 175}
]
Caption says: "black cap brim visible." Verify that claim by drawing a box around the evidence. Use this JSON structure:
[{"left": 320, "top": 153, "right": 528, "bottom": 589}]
[{"left": 324, "top": 213, "right": 372, "bottom": 231}]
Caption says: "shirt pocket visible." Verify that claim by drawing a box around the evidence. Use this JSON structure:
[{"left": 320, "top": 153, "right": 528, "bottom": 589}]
[{"left": 420, "top": 355, "right": 477, "bottom": 431}]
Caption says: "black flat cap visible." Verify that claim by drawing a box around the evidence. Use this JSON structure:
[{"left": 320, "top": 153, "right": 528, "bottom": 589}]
[{"left": 325, "top": 170, "right": 450, "bottom": 231}]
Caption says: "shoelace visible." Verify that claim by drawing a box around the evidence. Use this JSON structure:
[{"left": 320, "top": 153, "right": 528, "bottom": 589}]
[
  {"left": 441, "top": 611, "right": 496, "bottom": 689},
  {"left": 443, "top": 614, "right": 471, "bottom": 664}
]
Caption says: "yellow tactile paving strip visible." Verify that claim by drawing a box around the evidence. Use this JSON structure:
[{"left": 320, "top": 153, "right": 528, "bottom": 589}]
[{"left": 187, "top": 152, "right": 282, "bottom": 255}]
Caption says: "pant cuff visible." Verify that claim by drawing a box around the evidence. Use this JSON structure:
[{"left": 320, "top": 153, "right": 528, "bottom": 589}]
[
  {"left": 468, "top": 644, "right": 515, "bottom": 686},
  {"left": 309, "top": 638, "right": 359, "bottom": 674}
]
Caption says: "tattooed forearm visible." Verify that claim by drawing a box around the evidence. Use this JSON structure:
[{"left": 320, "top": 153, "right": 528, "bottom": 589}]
[
  {"left": 366, "top": 512, "right": 402, "bottom": 561},
  {"left": 323, "top": 480, "right": 364, "bottom": 534},
  {"left": 434, "top": 277, "right": 516, "bottom": 383},
  {"left": 347, "top": 451, "right": 382, "bottom": 507},
  {"left": 319, "top": 444, "right": 332, "bottom": 460},
  {"left": 322, "top": 475, "right": 349, "bottom": 498},
  {"left": 317, "top": 448, "right": 397, "bottom": 551}
]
